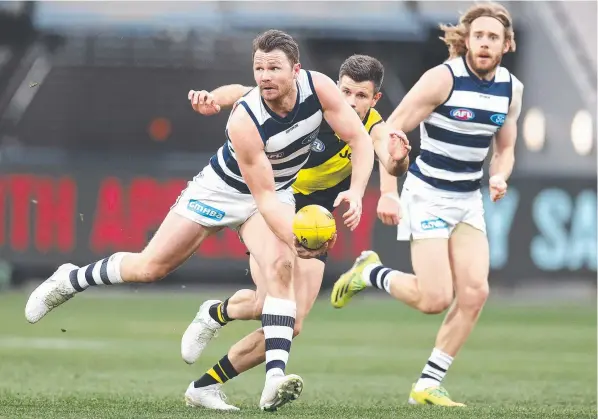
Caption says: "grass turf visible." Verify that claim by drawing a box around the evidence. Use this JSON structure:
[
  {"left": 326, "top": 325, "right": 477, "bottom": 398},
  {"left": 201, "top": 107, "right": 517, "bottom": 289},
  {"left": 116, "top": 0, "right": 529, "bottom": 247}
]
[{"left": 0, "top": 291, "right": 595, "bottom": 418}]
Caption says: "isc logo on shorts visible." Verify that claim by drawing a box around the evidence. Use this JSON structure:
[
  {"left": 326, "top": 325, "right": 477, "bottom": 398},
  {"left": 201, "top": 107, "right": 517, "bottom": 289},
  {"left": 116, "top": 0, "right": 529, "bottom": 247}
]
[
  {"left": 421, "top": 218, "right": 448, "bottom": 230},
  {"left": 187, "top": 199, "right": 225, "bottom": 220}
]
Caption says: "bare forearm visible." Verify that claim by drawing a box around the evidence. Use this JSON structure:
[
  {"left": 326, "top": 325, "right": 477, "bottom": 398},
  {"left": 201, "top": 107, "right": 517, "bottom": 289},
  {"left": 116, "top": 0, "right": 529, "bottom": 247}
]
[
  {"left": 384, "top": 154, "right": 409, "bottom": 177},
  {"left": 490, "top": 148, "right": 515, "bottom": 180},
  {"left": 257, "top": 197, "right": 295, "bottom": 248},
  {"left": 210, "top": 85, "right": 252, "bottom": 108},
  {"left": 348, "top": 139, "right": 375, "bottom": 197},
  {"left": 379, "top": 161, "right": 399, "bottom": 194},
  {"left": 387, "top": 107, "right": 423, "bottom": 134}
]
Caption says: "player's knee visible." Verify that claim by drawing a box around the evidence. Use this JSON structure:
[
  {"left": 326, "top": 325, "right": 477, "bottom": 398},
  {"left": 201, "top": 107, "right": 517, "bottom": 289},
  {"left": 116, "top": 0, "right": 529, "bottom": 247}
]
[
  {"left": 266, "top": 256, "right": 294, "bottom": 286},
  {"left": 457, "top": 282, "right": 489, "bottom": 315},
  {"left": 420, "top": 291, "right": 453, "bottom": 314}
]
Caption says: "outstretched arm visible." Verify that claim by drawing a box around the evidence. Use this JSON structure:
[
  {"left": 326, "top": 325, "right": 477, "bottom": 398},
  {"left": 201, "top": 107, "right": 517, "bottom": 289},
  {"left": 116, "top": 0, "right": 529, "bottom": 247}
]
[
  {"left": 386, "top": 65, "right": 453, "bottom": 133},
  {"left": 189, "top": 85, "right": 254, "bottom": 115},
  {"left": 210, "top": 85, "right": 253, "bottom": 108}
]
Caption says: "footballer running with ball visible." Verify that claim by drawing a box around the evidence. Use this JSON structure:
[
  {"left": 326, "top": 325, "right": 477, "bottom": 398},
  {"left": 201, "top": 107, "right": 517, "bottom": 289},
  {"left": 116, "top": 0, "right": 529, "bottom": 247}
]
[{"left": 180, "top": 54, "right": 411, "bottom": 411}]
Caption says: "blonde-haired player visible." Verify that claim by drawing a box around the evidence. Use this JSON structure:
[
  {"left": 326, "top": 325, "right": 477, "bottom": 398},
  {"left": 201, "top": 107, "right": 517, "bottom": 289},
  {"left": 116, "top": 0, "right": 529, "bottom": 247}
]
[{"left": 331, "top": 2, "right": 523, "bottom": 406}]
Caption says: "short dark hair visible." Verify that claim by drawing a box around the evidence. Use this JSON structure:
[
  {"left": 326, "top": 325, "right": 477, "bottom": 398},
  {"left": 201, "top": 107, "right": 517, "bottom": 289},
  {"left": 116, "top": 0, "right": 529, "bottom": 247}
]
[
  {"left": 252, "top": 29, "right": 300, "bottom": 66},
  {"left": 338, "top": 54, "right": 384, "bottom": 93}
]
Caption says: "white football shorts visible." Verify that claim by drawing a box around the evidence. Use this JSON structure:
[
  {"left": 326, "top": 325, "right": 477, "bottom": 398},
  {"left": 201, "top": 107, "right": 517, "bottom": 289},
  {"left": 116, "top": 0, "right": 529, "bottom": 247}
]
[
  {"left": 172, "top": 164, "right": 295, "bottom": 230},
  {"left": 397, "top": 173, "right": 486, "bottom": 241}
]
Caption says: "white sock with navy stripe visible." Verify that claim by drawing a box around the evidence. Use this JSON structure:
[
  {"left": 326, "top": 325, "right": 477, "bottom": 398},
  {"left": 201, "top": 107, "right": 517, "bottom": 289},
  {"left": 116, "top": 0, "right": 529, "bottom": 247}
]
[
  {"left": 362, "top": 264, "right": 393, "bottom": 294},
  {"left": 261, "top": 296, "right": 296, "bottom": 380},
  {"left": 68, "top": 252, "right": 126, "bottom": 293},
  {"left": 414, "top": 348, "right": 454, "bottom": 391}
]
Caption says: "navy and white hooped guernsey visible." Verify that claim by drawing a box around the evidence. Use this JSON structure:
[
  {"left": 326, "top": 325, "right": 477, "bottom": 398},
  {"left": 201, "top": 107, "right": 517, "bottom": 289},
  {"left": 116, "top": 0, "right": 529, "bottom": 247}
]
[
  {"left": 210, "top": 69, "right": 323, "bottom": 194},
  {"left": 409, "top": 56, "right": 519, "bottom": 193}
]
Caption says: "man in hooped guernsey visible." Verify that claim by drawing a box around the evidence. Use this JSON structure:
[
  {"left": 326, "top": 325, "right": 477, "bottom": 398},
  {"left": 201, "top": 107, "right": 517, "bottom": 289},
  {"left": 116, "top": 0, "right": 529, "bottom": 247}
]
[
  {"left": 183, "top": 54, "right": 410, "bottom": 411},
  {"left": 331, "top": 2, "right": 524, "bottom": 406},
  {"left": 24, "top": 29, "right": 377, "bottom": 411}
]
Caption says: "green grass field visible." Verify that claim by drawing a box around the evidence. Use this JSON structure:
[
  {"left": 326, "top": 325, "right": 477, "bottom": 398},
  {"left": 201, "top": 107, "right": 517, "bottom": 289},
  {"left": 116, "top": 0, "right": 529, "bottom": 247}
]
[{"left": 0, "top": 290, "right": 595, "bottom": 418}]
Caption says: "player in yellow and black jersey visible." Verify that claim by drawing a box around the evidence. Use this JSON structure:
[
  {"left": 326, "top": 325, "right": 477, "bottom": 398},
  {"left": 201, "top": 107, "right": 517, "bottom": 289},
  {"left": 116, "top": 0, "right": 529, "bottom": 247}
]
[
  {"left": 293, "top": 106, "right": 384, "bottom": 213},
  {"left": 181, "top": 55, "right": 411, "bottom": 412}
]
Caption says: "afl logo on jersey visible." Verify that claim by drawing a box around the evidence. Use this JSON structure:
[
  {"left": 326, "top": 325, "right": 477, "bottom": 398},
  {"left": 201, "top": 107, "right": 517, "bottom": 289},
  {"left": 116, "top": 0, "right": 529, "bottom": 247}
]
[
  {"left": 311, "top": 138, "right": 325, "bottom": 152},
  {"left": 490, "top": 113, "right": 506, "bottom": 126},
  {"left": 450, "top": 108, "right": 476, "bottom": 121}
]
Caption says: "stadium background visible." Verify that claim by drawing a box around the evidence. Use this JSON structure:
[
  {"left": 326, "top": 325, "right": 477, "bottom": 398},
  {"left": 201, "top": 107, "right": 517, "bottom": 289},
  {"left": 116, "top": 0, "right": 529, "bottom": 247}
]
[{"left": 0, "top": 2, "right": 595, "bottom": 418}]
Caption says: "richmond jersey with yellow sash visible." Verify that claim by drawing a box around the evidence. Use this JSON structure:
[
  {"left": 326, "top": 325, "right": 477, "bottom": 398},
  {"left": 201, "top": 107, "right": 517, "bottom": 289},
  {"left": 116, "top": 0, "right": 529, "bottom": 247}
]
[{"left": 292, "top": 108, "right": 383, "bottom": 211}]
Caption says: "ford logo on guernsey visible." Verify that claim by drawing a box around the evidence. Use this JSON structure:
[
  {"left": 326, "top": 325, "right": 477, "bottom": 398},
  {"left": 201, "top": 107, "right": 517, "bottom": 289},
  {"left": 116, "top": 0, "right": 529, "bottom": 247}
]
[
  {"left": 490, "top": 113, "right": 506, "bottom": 126},
  {"left": 450, "top": 108, "right": 476, "bottom": 121}
]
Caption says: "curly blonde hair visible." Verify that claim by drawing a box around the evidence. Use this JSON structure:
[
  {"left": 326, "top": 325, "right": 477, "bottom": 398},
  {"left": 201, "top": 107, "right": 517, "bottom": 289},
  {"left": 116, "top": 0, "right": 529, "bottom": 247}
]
[{"left": 439, "top": 2, "right": 516, "bottom": 59}]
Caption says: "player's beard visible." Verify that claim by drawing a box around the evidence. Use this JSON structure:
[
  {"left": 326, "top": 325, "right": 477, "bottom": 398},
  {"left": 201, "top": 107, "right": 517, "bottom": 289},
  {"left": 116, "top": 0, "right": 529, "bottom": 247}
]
[
  {"left": 467, "top": 50, "right": 502, "bottom": 78},
  {"left": 262, "top": 80, "right": 295, "bottom": 109}
]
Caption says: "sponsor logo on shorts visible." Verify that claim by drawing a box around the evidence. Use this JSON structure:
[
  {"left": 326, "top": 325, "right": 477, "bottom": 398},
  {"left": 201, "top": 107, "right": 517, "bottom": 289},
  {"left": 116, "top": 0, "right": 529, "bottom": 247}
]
[
  {"left": 450, "top": 108, "right": 475, "bottom": 121},
  {"left": 490, "top": 113, "right": 506, "bottom": 126},
  {"left": 187, "top": 199, "right": 225, "bottom": 220},
  {"left": 420, "top": 218, "right": 448, "bottom": 230},
  {"left": 311, "top": 138, "right": 325, "bottom": 152}
]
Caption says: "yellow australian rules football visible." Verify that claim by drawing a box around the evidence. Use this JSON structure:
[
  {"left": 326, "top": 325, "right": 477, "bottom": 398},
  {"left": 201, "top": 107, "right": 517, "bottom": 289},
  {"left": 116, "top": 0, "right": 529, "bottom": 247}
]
[{"left": 292, "top": 205, "right": 337, "bottom": 250}]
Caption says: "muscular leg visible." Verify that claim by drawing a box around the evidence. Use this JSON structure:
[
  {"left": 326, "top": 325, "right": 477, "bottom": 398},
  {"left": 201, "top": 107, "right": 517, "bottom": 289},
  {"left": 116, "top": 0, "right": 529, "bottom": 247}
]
[
  {"left": 348, "top": 239, "right": 453, "bottom": 313},
  {"left": 409, "top": 223, "right": 488, "bottom": 404},
  {"left": 385, "top": 239, "right": 453, "bottom": 313},
  {"left": 227, "top": 256, "right": 324, "bottom": 372},
  {"left": 193, "top": 255, "right": 325, "bottom": 386},
  {"left": 237, "top": 211, "right": 296, "bottom": 376},
  {"left": 121, "top": 211, "right": 218, "bottom": 283},
  {"left": 76, "top": 211, "right": 217, "bottom": 286},
  {"left": 330, "top": 234, "right": 464, "bottom": 405},
  {"left": 25, "top": 210, "right": 219, "bottom": 323},
  {"left": 224, "top": 256, "right": 267, "bottom": 321},
  {"left": 435, "top": 223, "right": 490, "bottom": 356}
]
